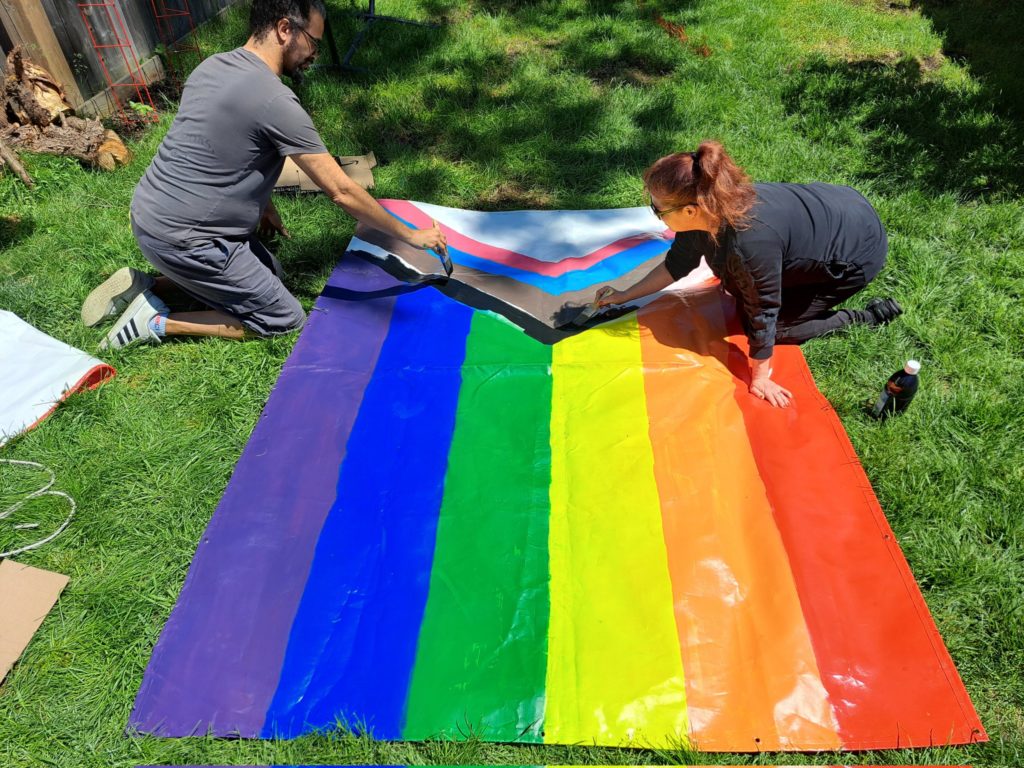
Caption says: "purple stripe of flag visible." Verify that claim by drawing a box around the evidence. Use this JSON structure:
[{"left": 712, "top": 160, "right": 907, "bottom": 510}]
[{"left": 130, "top": 258, "right": 404, "bottom": 736}]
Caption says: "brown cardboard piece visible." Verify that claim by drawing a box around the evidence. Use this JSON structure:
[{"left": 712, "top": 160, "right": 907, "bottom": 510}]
[
  {"left": 275, "top": 153, "right": 377, "bottom": 193},
  {"left": 0, "top": 559, "right": 69, "bottom": 683}
]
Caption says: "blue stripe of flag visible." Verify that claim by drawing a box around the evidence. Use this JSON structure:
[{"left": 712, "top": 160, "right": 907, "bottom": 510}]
[
  {"left": 260, "top": 286, "right": 473, "bottom": 739},
  {"left": 388, "top": 212, "right": 670, "bottom": 294}
]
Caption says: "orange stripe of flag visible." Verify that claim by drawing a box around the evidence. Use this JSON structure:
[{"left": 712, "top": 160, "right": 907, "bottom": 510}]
[{"left": 637, "top": 288, "right": 842, "bottom": 751}]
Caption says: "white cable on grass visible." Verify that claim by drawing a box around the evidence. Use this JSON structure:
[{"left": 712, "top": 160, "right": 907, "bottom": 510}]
[{"left": 0, "top": 459, "right": 75, "bottom": 558}]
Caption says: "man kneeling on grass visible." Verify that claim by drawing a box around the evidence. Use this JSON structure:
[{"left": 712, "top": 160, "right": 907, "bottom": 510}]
[{"left": 83, "top": 0, "right": 446, "bottom": 349}]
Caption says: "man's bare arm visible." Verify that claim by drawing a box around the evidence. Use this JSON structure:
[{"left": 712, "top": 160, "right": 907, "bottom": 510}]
[{"left": 291, "top": 152, "right": 447, "bottom": 254}]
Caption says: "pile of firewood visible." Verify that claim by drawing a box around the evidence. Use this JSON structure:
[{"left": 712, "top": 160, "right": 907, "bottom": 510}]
[{"left": 1, "top": 47, "right": 131, "bottom": 185}]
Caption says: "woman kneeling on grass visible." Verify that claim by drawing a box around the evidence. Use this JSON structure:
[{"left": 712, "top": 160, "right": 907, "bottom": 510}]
[{"left": 596, "top": 140, "right": 902, "bottom": 408}]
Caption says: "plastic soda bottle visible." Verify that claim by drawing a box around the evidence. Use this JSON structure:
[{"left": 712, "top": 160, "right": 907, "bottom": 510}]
[{"left": 872, "top": 359, "right": 921, "bottom": 419}]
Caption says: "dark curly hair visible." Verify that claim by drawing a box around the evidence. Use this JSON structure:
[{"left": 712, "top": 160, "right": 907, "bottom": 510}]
[{"left": 249, "top": 0, "right": 327, "bottom": 41}]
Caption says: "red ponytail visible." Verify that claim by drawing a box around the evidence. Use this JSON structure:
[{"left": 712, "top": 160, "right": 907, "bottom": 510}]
[{"left": 643, "top": 140, "right": 756, "bottom": 237}]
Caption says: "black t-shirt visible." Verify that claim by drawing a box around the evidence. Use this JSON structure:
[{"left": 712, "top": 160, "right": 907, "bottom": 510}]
[{"left": 665, "top": 182, "right": 886, "bottom": 359}]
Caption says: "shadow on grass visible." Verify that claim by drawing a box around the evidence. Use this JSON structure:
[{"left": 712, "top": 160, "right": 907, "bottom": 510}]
[
  {"left": 302, "top": 0, "right": 708, "bottom": 209},
  {"left": 308, "top": 0, "right": 454, "bottom": 77},
  {"left": 783, "top": 54, "right": 1024, "bottom": 200},
  {"left": 912, "top": 0, "right": 1024, "bottom": 118},
  {"left": 255, "top": 226, "right": 350, "bottom": 299},
  {"left": 341, "top": 48, "right": 689, "bottom": 208},
  {"left": 0, "top": 214, "right": 34, "bottom": 248}
]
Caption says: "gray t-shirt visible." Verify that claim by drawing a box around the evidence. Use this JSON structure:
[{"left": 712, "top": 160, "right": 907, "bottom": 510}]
[{"left": 132, "top": 48, "right": 328, "bottom": 245}]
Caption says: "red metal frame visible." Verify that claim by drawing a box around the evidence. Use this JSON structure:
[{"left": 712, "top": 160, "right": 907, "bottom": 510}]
[
  {"left": 77, "top": 2, "right": 157, "bottom": 119},
  {"left": 149, "top": 0, "right": 203, "bottom": 87}
]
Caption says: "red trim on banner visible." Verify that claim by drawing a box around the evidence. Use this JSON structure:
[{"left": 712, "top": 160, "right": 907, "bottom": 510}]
[{"left": 20, "top": 364, "right": 116, "bottom": 437}]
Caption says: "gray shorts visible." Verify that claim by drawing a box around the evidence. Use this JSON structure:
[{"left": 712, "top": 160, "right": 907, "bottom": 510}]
[{"left": 132, "top": 220, "right": 305, "bottom": 337}]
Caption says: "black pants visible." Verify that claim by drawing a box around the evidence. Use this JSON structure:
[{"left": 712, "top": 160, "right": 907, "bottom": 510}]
[{"left": 775, "top": 262, "right": 876, "bottom": 346}]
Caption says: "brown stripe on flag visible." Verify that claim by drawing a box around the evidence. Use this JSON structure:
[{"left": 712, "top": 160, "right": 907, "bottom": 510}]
[{"left": 351, "top": 223, "right": 666, "bottom": 344}]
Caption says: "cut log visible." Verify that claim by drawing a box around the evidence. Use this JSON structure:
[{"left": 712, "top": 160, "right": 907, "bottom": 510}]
[
  {"left": 1, "top": 115, "right": 130, "bottom": 169},
  {"left": 96, "top": 129, "right": 131, "bottom": 171}
]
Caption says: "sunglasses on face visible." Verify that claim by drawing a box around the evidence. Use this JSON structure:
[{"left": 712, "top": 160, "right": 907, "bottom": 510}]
[{"left": 650, "top": 201, "right": 687, "bottom": 220}]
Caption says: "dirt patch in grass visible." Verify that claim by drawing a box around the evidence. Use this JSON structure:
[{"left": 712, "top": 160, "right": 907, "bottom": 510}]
[
  {"left": 477, "top": 181, "right": 554, "bottom": 208},
  {"left": 391, "top": 122, "right": 444, "bottom": 151},
  {"left": 811, "top": 36, "right": 909, "bottom": 64},
  {"left": 504, "top": 34, "right": 565, "bottom": 62},
  {"left": 848, "top": 0, "right": 915, "bottom": 12},
  {"left": 504, "top": 40, "right": 530, "bottom": 59},
  {"left": 918, "top": 51, "right": 945, "bottom": 71},
  {"left": 587, "top": 61, "right": 671, "bottom": 87},
  {"left": 433, "top": 3, "right": 474, "bottom": 25},
  {"left": 806, "top": 44, "right": 945, "bottom": 76}
]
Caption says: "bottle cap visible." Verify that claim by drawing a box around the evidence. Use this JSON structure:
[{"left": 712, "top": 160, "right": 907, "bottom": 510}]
[{"left": 904, "top": 359, "right": 921, "bottom": 375}]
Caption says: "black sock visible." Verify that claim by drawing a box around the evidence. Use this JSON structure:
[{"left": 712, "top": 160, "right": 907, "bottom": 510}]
[{"left": 840, "top": 307, "right": 874, "bottom": 325}]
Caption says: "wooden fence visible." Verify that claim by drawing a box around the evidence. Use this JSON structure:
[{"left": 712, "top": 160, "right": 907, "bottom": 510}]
[{"left": 0, "top": 0, "right": 239, "bottom": 115}]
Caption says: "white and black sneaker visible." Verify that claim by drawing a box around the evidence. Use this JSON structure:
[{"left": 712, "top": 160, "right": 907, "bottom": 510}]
[
  {"left": 99, "top": 290, "right": 168, "bottom": 350},
  {"left": 81, "top": 267, "right": 155, "bottom": 327}
]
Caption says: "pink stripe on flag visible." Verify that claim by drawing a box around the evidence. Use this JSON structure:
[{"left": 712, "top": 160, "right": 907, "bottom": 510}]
[{"left": 381, "top": 200, "right": 672, "bottom": 277}]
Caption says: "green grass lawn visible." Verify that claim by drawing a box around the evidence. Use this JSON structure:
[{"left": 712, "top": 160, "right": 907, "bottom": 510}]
[{"left": 1, "top": 0, "right": 1021, "bottom": 765}]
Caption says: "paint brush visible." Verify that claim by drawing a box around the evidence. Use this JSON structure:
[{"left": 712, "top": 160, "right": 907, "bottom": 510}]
[
  {"left": 435, "top": 247, "right": 453, "bottom": 277},
  {"left": 431, "top": 218, "right": 454, "bottom": 277},
  {"left": 559, "top": 286, "right": 615, "bottom": 328}
]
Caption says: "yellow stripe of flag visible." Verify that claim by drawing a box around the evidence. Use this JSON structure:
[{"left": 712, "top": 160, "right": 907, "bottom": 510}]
[{"left": 545, "top": 315, "right": 689, "bottom": 746}]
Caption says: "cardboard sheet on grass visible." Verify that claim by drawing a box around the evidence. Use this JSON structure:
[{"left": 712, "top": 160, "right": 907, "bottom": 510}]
[
  {"left": 130, "top": 205, "right": 985, "bottom": 751},
  {"left": 0, "top": 310, "right": 115, "bottom": 446},
  {"left": 0, "top": 560, "right": 68, "bottom": 683},
  {"left": 274, "top": 154, "right": 377, "bottom": 193}
]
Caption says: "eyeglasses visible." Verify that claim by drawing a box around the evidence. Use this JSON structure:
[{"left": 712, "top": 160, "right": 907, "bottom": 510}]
[
  {"left": 289, "top": 21, "right": 321, "bottom": 55},
  {"left": 650, "top": 201, "right": 687, "bottom": 220}
]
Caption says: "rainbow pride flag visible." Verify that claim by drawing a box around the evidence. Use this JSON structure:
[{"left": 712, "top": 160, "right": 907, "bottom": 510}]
[{"left": 131, "top": 208, "right": 984, "bottom": 752}]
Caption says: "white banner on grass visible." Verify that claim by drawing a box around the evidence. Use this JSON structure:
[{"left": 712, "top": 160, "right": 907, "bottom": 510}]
[{"left": 0, "top": 311, "right": 115, "bottom": 447}]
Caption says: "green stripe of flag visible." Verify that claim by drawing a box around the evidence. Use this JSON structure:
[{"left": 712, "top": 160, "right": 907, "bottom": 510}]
[{"left": 402, "top": 312, "right": 552, "bottom": 741}]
